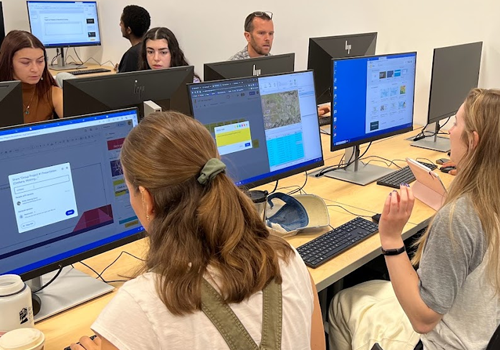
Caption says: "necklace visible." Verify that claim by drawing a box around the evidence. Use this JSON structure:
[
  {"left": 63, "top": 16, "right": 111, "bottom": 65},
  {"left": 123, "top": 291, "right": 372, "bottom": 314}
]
[{"left": 24, "top": 89, "right": 36, "bottom": 115}]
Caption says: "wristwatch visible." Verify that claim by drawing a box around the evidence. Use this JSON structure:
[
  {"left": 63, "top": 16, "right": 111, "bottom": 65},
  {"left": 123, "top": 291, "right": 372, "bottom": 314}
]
[{"left": 381, "top": 245, "right": 406, "bottom": 256}]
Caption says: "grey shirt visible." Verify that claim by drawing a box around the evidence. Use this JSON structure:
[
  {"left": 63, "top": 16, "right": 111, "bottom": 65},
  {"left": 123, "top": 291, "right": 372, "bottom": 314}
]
[
  {"left": 228, "top": 46, "right": 272, "bottom": 61},
  {"left": 417, "top": 196, "right": 500, "bottom": 350}
]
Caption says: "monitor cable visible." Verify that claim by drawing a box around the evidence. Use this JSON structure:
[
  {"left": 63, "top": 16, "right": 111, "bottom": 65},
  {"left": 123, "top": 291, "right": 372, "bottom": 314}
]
[
  {"left": 287, "top": 171, "right": 308, "bottom": 195},
  {"left": 315, "top": 142, "right": 372, "bottom": 177},
  {"left": 412, "top": 117, "right": 451, "bottom": 141},
  {"left": 79, "top": 251, "right": 144, "bottom": 284},
  {"left": 32, "top": 265, "right": 63, "bottom": 294},
  {"left": 269, "top": 180, "right": 279, "bottom": 194},
  {"left": 326, "top": 204, "right": 373, "bottom": 219}
]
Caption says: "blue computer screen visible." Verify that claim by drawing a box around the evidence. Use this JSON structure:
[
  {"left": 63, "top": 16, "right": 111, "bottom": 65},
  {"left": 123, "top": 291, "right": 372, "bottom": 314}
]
[
  {"left": 331, "top": 52, "right": 416, "bottom": 150},
  {"left": 189, "top": 71, "right": 324, "bottom": 188},
  {"left": 27, "top": 1, "right": 101, "bottom": 48},
  {"left": 0, "top": 109, "right": 140, "bottom": 276}
]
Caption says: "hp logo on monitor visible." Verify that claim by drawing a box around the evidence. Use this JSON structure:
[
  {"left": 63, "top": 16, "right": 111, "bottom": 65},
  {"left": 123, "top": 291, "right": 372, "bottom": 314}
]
[
  {"left": 345, "top": 40, "right": 352, "bottom": 55},
  {"left": 252, "top": 64, "right": 262, "bottom": 76}
]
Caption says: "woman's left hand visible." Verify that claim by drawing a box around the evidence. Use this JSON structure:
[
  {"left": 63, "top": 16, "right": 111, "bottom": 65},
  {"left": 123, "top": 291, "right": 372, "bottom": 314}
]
[
  {"left": 70, "top": 336, "right": 101, "bottom": 350},
  {"left": 379, "top": 185, "right": 415, "bottom": 246}
]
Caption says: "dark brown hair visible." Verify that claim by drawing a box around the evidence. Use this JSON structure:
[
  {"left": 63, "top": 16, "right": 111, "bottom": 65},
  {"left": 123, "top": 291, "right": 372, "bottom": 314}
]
[
  {"left": 120, "top": 111, "right": 293, "bottom": 315},
  {"left": 138, "top": 27, "right": 200, "bottom": 81},
  {"left": 0, "top": 30, "right": 57, "bottom": 97}
]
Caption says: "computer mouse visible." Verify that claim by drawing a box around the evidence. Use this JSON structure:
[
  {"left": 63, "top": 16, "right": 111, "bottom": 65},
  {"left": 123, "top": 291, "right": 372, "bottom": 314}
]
[{"left": 440, "top": 166, "right": 456, "bottom": 173}]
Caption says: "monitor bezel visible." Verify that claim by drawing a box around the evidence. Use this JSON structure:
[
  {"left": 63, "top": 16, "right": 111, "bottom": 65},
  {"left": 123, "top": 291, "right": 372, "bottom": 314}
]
[
  {"left": 0, "top": 80, "right": 23, "bottom": 128},
  {"left": 330, "top": 51, "right": 417, "bottom": 152},
  {"left": 188, "top": 69, "right": 325, "bottom": 189},
  {"left": 26, "top": 0, "right": 102, "bottom": 48},
  {"left": 0, "top": 107, "right": 145, "bottom": 281},
  {"left": 62, "top": 66, "right": 195, "bottom": 118},
  {"left": 307, "top": 32, "right": 378, "bottom": 104},
  {"left": 203, "top": 53, "right": 295, "bottom": 82},
  {"left": 426, "top": 42, "right": 483, "bottom": 125}
]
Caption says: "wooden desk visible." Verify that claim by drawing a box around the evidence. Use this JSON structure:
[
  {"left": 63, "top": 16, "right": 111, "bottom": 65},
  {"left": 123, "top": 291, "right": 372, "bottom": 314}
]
[
  {"left": 37, "top": 128, "right": 452, "bottom": 348},
  {"left": 49, "top": 64, "right": 115, "bottom": 78}
]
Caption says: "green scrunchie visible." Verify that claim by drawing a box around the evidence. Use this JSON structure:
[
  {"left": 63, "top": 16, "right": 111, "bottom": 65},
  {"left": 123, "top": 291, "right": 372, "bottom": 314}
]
[{"left": 197, "top": 158, "right": 226, "bottom": 186}]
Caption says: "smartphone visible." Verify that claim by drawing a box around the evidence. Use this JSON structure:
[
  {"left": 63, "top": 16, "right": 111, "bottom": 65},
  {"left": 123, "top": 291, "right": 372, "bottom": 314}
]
[
  {"left": 371, "top": 343, "right": 383, "bottom": 350},
  {"left": 435, "top": 158, "right": 449, "bottom": 165}
]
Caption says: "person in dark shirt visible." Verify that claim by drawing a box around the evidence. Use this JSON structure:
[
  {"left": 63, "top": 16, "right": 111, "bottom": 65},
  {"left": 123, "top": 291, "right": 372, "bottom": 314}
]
[{"left": 117, "top": 5, "right": 151, "bottom": 73}]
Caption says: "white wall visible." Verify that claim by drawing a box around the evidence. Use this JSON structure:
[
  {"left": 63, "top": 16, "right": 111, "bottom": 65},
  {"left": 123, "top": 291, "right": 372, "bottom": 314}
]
[{"left": 3, "top": 0, "right": 500, "bottom": 125}]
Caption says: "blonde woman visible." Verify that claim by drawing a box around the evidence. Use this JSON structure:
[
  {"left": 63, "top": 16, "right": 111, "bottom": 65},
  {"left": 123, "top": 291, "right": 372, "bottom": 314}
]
[
  {"left": 71, "top": 111, "right": 325, "bottom": 350},
  {"left": 329, "top": 88, "right": 500, "bottom": 350}
]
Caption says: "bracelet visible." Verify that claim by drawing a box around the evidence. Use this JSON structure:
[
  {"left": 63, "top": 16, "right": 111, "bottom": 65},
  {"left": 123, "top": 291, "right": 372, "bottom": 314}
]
[{"left": 381, "top": 245, "right": 406, "bottom": 256}]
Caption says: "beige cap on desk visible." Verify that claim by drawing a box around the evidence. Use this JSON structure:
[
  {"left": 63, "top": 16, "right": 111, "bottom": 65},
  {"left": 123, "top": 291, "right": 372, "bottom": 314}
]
[{"left": 0, "top": 328, "right": 45, "bottom": 350}]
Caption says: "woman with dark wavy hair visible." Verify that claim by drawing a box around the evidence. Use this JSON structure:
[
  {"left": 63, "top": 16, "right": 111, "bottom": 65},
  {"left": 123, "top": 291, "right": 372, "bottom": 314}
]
[
  {"left": 138, "top": 27, "right": 201, "bottom": 82},
  {"left": 0, "top": 30, "right": 62, "bottom": 123}
]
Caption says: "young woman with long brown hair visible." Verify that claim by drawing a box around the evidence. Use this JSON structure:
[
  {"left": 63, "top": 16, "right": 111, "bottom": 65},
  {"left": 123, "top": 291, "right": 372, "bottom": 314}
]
[
  {"left": 71, "top": 111, "right": 325, "bottom": 350},
  {"left": 0, "top": 30, "right": 63, "bottom": 123},
  {"left": 329, "top": 88, "right": 500, "bottom": 350}
]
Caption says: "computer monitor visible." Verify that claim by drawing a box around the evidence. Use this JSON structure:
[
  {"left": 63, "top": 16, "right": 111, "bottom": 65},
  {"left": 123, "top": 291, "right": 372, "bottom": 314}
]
[
  {"left": 63, "top": 66, "right": 194, "bottom": 118},
  {"left": 0, "top": 81, "right": 23, "bottom": 128},
  {"left": 308, "top": 32, "right": 377, "bottom": 105},
  {"left": 188, "top": 70, "right": 324, "bottom": 189},
  {"left": 411, "top": 41, "right": 483, "bottom": 152},
  {"left": 203, "top": 53, "right": 295, "bottom": 81},
  {"left": 0, "top": 108, "right": 141, "bottom": 321},
  {"left": 326, "top": 52, "right": 417, "bottom": 186},
  {"left": 27, "top": 1, "right": 102, "bottom": 69}
]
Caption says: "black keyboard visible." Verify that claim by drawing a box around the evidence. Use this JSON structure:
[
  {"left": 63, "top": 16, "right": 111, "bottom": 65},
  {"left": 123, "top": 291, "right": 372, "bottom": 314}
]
[
  {"left": 297, "top": 217, "right": 379, "bottom": 268},
  {"left": 376, "top": 161, "right": 437, "bottom": 189},
  {"left": 319, "top": 115, "right": 331, "bottom": 126},
  {"left": 67, "top": 68, "right": 111, "bottom": 75}
]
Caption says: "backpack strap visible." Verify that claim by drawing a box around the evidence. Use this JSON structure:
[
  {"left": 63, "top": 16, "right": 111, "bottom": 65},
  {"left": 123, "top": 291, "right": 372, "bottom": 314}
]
[{"left": 201, "top": 278, "right": 282, "bottom": 350}]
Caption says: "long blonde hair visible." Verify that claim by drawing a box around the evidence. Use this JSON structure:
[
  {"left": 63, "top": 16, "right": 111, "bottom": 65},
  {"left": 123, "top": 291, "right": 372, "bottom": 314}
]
[
  {"left": 120, "top": 111, "right": 293, "bottom": 315},
  {"left": 412, "top": 88, "right": 500, "bottom": 293}
]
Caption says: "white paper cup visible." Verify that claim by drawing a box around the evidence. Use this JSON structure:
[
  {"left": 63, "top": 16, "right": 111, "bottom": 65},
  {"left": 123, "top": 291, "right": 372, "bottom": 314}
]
[{"left": 0, "top": 328, "right": 45, "bottom": 350}]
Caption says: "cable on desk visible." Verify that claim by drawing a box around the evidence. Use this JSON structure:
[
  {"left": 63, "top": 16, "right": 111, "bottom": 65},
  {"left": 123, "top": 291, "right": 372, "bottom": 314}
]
[
  {"left": 318, "top": 142, "right": 373, "bottom": 178},
  {"left": 287, "top": 171, "right": 308, "bottom": 195},
  {"left": 79, "top": 251, "right": 144, "bottom": 284},
  {"left": 415, "top": 157, "right": 436, "bottom": 165},
  {"left": 362, "top": 155, "right": 402, "bottom": 168},
  {"left": 32, "top": 265, "right": 63, "bottom": 293},
  {"left": 270, "top": 180, "right": 279, "bottom": 194},
  {"left": 327, "top": 204, "right": 373, "bottom": 219},
  {"left": 412, "top": 117, "right": 451, "bottom": 141},
  {"left": 276, "top": 184, "right": 308, "bottom": 195}
]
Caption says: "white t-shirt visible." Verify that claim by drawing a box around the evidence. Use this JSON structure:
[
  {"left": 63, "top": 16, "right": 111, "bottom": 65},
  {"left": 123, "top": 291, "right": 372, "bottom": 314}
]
[{"left": 92, "top": 248, "right": 314, "bottom": 350}]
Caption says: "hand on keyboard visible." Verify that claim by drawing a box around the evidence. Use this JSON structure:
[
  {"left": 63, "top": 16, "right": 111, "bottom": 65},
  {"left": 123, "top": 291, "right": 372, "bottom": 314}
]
[{"left": 65, "top": 335, "right": 99, "bottom": 350}]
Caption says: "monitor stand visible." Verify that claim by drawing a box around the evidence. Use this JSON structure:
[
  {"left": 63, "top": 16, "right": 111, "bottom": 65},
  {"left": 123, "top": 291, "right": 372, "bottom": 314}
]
[
  {"left": 410, "top": 123, "right": 450, "bottom": 152},
  {"left": 28, "top": 266, "right": 114, "bottom": 322},
  {"left": 324, "top": 145, "right": 393, "bottom": 186},
  {"left": 49, "top": 48, "right": 87, "bottom": 71}
]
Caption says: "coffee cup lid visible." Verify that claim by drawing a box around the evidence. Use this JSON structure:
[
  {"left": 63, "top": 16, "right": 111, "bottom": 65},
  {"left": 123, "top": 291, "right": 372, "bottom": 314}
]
[{"left": 0, "top": 328, "right": 44, "bottom": 350}]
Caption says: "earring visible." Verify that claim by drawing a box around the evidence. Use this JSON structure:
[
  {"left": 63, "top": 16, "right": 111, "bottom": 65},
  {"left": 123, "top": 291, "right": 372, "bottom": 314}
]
[
  {"left": 40, "top": 76, "right": 43, "bottom": 81},
  {"left": 146, "top": 214, "right": 150, "bottom": 221}
]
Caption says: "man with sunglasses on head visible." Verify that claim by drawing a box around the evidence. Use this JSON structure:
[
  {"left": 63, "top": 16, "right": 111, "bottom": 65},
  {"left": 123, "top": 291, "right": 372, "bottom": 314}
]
[{"left": 229, "top": 11, "right": 274, "bottom": 60}]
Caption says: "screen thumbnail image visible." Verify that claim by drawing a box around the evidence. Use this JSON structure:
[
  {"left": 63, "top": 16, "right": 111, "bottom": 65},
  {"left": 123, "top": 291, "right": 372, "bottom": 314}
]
[{"left": 260, "top": 90, "right": 301, "bottom": 129}]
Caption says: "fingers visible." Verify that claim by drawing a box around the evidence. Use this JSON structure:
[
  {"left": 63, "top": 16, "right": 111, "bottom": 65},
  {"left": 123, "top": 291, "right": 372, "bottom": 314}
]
[
  {"left": 449, "top": 169, "right": 457, "bottom": 176},
  {"left": 382, "top": 191, "right": 392, "bottom": 217},
  {"left": 77, "top": 336, "right": 99, "bottom": 350}
]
